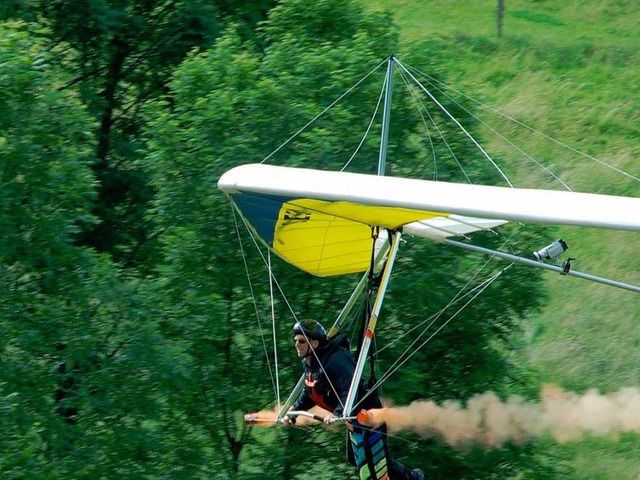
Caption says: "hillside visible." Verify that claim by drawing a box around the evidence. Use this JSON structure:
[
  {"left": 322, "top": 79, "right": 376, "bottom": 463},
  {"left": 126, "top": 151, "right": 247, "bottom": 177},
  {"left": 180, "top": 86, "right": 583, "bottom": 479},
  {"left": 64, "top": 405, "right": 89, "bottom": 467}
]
[{"left": 360, "top": 0, "right": 640, "bottom": 477}]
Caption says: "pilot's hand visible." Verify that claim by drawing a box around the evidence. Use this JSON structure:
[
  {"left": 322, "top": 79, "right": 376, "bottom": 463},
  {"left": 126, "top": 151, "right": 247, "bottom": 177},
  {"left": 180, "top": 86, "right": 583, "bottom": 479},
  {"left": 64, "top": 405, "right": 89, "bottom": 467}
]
[{"left": 323, "top": 413, "right": 336, "bottom": 424}]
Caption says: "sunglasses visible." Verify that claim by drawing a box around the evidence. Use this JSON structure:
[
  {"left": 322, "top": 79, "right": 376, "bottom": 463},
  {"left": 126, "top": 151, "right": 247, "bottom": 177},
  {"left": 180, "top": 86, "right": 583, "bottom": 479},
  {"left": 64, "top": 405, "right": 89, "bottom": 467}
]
[{"left": 294, "top": 338, "right": 307, "bottom": 345}]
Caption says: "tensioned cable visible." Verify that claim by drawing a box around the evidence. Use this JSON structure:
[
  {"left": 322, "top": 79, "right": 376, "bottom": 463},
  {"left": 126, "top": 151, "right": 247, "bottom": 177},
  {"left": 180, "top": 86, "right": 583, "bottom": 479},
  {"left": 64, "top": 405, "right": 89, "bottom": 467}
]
[
  {"left": 375, "top": 258, "right": 502, "bottom": 357},
  {"left": 262, "top": 59, "right": 387, "bottom": 165},
  {"left": 394, "top": 267, "right": 505, "bottom": 372},
  {"left": 350, "top": 203, "right": 525, "bottom": 409},
  {"left": 232, "top": 203, "right": 344, "bottom": 408},
  {"left": 368, "top": 230, "right": 521, "bottom": 392},
  {"left": 397, "top": 66, "right": 472, "bottom": 184},
  {"left": 230, "top": 204, "right": 278, "bottom": 396},
  {"left": 405, "top": 65, "right": 572, "bottom": 191},
  {"left": 360, "top": 272, "right": 493, "bottom": 412},
  {"left": 268, "top": 249, "right": 281, "bottom": 408},
  {"left": 340, "top": 72, "right": 387, "bottom": 172},
  {"left": 354, "top": 267, "right": 507, "bottom": 412},
  {"left": 405, "top": 64, "right": 640, "bottom": 184},
  {"left": 232, "top": 204, "right": 305, "bottom": 380},
  {"left": 394, "top": 57, "right": 513, "bottom": 187},
  {"left": 395, "top": 69, "right": 439, "bottom": 181},
  {"left": 379, "top": 265, "right": 504, "bottom": 367},
  {"left": 234, "top": 204, "right": 356, "bottom": 404},
  {"left": 236, "top": 207, "right": 299, "bottom": 321}
]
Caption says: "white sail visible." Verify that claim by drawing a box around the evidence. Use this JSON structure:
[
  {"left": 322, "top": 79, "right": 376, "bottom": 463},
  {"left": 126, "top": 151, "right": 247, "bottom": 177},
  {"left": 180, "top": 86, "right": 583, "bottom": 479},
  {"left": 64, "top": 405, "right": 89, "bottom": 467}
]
[{"left": 219, "top": 163, "right": 640, "bottom": 232}]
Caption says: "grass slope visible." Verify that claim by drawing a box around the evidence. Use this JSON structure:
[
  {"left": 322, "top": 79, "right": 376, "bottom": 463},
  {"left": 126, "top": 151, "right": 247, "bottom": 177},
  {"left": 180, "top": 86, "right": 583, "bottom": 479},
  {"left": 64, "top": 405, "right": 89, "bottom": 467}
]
[{"left": 360, "top": 0, "right": 640, "bottom": 477}]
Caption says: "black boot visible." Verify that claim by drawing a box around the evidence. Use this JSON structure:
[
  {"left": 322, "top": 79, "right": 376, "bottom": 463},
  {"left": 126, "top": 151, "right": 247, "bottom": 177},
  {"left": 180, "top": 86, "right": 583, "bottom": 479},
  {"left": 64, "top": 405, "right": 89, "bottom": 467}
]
[
  {"left": 410, "top": 468, "right": 425, "bottom": 480},
  {"left": 388, "top": 459, "right": 424, "bottom": 480}
]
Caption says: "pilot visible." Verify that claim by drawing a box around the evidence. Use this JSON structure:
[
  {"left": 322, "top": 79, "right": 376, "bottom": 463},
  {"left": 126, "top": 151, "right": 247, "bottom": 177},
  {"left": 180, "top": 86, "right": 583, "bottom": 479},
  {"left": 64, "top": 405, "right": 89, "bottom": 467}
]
[{"left": 291, "top": 319, "right": 425, "bottom": 480}]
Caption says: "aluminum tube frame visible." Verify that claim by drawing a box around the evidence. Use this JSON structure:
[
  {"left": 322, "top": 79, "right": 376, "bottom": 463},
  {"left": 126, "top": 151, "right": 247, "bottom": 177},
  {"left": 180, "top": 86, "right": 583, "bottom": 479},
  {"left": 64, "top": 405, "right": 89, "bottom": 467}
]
[
  {"left": 343, "top": 231, "right": 402, "bottom": 417},
  {"left": 444, "top": 238, "right": 640, "bottom": 294},
  {"left": 277, "top": 239, "right": 392, "bottom": 418},
  {"left": 377, "top": 57, "right": 394, "bottom": 176}
]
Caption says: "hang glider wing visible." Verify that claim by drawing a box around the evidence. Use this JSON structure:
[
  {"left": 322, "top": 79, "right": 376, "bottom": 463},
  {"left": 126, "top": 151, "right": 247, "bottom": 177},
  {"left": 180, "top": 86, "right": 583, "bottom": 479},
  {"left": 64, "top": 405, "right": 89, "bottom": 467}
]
[{"left": 218, "top": 164, "right": 640, "bottom": 277}]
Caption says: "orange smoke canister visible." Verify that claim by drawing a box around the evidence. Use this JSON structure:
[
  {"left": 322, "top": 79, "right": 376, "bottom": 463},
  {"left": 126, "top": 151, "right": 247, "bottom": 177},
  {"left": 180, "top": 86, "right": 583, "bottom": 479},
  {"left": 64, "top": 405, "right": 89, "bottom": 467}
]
[{"left": 357, "top": 409, "right": 373, "bottom": 425}]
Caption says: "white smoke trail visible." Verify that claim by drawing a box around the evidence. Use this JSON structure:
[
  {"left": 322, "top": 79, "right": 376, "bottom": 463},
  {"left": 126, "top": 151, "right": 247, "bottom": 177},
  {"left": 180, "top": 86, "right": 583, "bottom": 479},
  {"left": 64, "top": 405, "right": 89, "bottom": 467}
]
[{"left": 360, "top": 385, "right": 640, "bottom": 448}]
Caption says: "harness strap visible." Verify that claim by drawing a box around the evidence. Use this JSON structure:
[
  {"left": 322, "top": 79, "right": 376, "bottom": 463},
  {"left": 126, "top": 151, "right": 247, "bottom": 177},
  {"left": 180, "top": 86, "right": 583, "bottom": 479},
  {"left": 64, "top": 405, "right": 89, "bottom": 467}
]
[{"left": 348, "top": 421, "right": 390, "bottom": 480}]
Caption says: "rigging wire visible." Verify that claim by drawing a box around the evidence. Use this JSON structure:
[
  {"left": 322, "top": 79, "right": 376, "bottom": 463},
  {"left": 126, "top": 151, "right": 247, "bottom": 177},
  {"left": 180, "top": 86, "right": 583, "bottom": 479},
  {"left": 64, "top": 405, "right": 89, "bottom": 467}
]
[
  {"left": 394, "top": 57, "right": 514, "bottom": 187},
  {"left": 232, "top": 205, "right": 308, "bottom": 379},
  {"left": 354, "top": 266, "right": 509, "bottom": 412},
  {"left": 230, "top": 204, "right": 278, "bottom": 397},
  {"left": 236, "top": 210, "right": 299, "bottom": 321},
  {"left": 375, "top": 264, "right": 499, "bottom": 357},
  {"left": 261, "top": 59, "right": 387, "bottom": 165},
  {"left": 396, "top": 66, "right": 471, "bottom": 183},
  {"left": 395, "top": 68, "right": 439, "bottom": 181},
  {"left": 233, "top": 203, "right": 364, "bottom": 411},
  {"left": 404, "top": 64, "right": 640, "bottom": 185},
  {"left": 340, "top": 72, "right": 387, "bottom": 172},
  {"left": 363, "top": 230, "right": 523, "bottom": 401},
  {"left": 404, "top": 64, "right": 572, "bottom": 191},
  {"left": 268, "top": 250, "right": 281, "bottom": 409}
]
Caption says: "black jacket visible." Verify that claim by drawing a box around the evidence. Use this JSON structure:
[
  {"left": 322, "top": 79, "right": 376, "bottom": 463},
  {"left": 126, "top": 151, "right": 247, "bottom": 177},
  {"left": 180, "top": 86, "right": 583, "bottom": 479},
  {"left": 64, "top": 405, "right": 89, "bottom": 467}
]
[{"left": 293, "top": 335, "right": 378, "bottom": 416}]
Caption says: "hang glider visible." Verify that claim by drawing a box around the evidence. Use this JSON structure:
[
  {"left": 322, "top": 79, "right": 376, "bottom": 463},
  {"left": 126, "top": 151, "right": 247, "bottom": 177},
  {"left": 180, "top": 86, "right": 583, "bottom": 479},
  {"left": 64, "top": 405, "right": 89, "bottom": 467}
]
[
  {"left": 218, "top": 163, "right": 640, "bottom": 277},
  {"left": 221, "top": 56, "right": 640, "bottom": 480},
  {"left": 222, "top": 161, "right": 640, "bottom": 480}
]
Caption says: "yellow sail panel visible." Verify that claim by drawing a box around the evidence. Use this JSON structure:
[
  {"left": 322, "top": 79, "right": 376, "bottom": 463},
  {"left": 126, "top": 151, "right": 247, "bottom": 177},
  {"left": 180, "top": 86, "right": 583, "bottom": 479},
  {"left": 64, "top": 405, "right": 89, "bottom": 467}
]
[
  {"left": 285, "top": 199, "right": 444, "bottom": 230},
  {"left": 273, "top": 214, "right": 372, "bottom": 276},
  {"left": 273, "top": 199, "right": 445, "bottom": 276}
]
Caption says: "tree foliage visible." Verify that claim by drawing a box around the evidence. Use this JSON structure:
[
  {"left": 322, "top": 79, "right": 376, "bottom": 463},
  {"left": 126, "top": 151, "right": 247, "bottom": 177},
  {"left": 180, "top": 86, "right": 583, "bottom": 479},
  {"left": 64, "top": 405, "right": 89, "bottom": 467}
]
[
  {"left": 5, "top": 0, "right": 276, "bottom": 267},
  {"left": 1, "top": 0, "right": 569, "bottom": 478},
  {"left": 0, "top": 22, "right": 197, "bottom": 478}
]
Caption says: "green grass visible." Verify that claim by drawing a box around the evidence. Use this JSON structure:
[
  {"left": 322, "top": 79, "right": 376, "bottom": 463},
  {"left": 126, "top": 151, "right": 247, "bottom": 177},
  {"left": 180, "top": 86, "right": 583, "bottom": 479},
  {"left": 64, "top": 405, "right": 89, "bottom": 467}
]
[
  {"left": 360, "top": 0, "right": 640, "bottom": 477},
  {"left": 365, "top": 0, "right": 640, "bottom": 48}
]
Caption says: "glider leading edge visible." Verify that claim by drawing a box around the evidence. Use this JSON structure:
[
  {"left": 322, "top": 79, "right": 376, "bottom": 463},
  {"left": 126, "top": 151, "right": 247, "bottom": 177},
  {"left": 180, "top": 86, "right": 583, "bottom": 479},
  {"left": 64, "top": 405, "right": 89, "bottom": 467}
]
[{"left": 218, "top": 163, "right": 640, "bottom": 277}]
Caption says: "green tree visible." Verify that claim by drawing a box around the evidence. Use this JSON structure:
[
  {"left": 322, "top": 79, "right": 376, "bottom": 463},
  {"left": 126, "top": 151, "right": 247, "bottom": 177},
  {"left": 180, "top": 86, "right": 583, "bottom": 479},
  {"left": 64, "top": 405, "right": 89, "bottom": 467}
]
[
  {"left": 144, "top": 0, "right": 400, "bottom": 476},
  {"left": 0, "top": 22, "right": 200, "bottom": 479},
  {"left": 0, "top": 0, "right": 569, "bottom": 478},
  {"left": 145, "top": 0, "right": 560, "bottom": 477},
  {"left": 6, "top": 1, "right": 276, "bottom": 268},
  {"left": 0, "top": 21, "right": 94, "bottom": 476}
]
